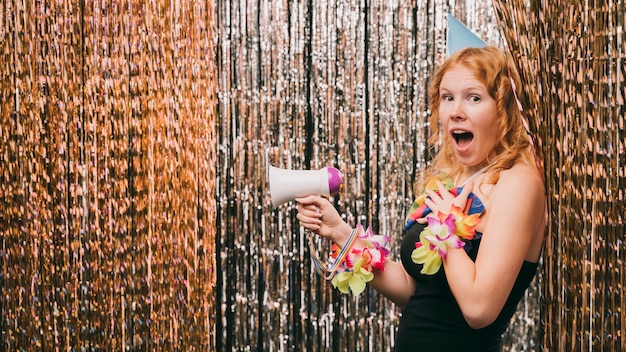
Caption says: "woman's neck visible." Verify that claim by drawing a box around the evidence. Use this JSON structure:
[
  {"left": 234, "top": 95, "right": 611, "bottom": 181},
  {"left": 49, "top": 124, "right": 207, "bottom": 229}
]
[{"left": 455, "top": 162, "right": 494, "bottom": 187}]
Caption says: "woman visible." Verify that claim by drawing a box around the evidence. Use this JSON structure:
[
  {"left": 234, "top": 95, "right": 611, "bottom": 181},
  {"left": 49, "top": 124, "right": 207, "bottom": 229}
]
[{"left": 296, "top": 46, "right": 546, "bottom": 351}]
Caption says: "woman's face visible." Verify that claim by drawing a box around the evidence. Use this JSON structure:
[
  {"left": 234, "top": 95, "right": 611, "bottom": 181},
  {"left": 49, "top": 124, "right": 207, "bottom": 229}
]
[{"left": 438, "top": 64, "right": 499, "bottom": 171}]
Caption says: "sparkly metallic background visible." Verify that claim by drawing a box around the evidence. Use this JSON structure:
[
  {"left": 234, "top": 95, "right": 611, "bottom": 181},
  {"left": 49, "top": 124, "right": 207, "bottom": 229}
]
[
  {"left": 1, "top": 0, "right": 217, "bottom": 349},
  {"left": 1, "top": 0, "right": 624, "bottom": 351}
]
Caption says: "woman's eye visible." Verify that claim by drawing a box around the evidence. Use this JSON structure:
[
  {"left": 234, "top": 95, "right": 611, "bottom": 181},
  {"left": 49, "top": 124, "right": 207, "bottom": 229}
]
[
  {"left": 469, "top": 95, "right": 481, "bottom": 102},
  {"left": 442, "top": 95, "right": 453, "bottom": 101}
]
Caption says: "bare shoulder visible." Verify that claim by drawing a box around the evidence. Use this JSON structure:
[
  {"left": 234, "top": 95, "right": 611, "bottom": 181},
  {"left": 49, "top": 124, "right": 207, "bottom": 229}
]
[
  {"left": 490, "top": 162, "right": 546, "bottom": 219},
  {"left": 494, "top": 162, "right": 545, "bottom": 198}
]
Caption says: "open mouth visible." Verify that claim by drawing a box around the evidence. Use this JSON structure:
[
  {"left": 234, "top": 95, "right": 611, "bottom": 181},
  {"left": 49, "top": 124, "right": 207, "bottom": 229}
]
[{"left": 452, "top": 130, "right": 474, "bottom": 148}]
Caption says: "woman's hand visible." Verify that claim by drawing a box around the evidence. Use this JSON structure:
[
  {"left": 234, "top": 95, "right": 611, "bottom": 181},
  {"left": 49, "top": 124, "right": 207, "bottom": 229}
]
[
  {"left": 295, "top": 195, "right": 353, "bottom": 246},
  {"left": 419, "top": 179, "right": 474, "bottom": 223}
]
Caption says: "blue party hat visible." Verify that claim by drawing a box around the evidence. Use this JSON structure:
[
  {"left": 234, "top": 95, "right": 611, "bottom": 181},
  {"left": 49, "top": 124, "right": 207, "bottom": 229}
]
[{"left": 447, "top": 13, "right": 486, "bottom": 57}]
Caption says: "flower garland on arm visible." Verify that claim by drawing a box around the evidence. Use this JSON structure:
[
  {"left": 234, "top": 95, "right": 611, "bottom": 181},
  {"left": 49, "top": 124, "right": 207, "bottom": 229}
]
[
  {"left": 308, "top": 224, "right": 390, "bottom": 296},
  {"left": 406, "top": 174, "right": 485, "bottom": 275}
]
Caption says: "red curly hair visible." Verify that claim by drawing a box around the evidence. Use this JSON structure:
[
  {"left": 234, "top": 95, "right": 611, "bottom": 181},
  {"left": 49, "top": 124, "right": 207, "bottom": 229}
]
[{"left": 415, "top": 46, "right": 538, "bottom": 193}]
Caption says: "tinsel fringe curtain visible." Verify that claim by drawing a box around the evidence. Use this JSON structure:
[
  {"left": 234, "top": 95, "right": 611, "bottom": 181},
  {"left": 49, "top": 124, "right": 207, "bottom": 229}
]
[
  {"left": 1, "top": 0, "right": 218, "bottom": 350},
  {"left": 493, "top": 0, "right": 624, "bottom": 350},
  {"left": 1, "top": 1, "right": 624, "bottom": 352}
]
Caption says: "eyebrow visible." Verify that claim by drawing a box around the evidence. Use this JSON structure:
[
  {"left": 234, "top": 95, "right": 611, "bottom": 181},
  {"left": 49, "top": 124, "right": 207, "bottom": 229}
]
[{"left": 439, "top": 85, "right": 487, "bottom": 93}]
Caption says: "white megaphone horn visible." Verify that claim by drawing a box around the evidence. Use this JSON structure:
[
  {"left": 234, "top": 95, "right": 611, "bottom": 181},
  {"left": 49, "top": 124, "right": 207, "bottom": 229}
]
[{"left": 268, "top": 165, "right": 343, "bottom": 207}]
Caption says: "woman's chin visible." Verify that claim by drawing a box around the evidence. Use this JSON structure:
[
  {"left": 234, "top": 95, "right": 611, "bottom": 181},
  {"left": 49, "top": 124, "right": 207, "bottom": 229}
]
[{"left": 454, "top": 153, "right": 485, "bottom": 168}]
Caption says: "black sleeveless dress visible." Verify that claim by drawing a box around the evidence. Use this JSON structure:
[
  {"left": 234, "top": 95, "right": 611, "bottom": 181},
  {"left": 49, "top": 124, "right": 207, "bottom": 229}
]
[{"left": 395, "top": 222, "right": 538, "bottom": 352}]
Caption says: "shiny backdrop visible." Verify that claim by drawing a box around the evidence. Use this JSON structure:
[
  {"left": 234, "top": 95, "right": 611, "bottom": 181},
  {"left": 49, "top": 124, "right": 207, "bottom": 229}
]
[
  {"left": 215, "top": 0, "right": 624, "bottom": 351},
  {"left": 1, "top": 1, "right": 624, "bottom": 352},
  {"left": 1, "top": 0, "right": 217, "bottom": 349},
  {"left": 492, "top": 1, "right": 625, "bottom": 350}
]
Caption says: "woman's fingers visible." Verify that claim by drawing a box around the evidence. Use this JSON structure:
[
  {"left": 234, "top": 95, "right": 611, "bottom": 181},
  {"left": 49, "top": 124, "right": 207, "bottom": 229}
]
[
  {"left": 295, "top": 195, "right": 350, "bottom": 242},
  {"left": 296, "top": 202, "right": 321, "bottom": 218},
  {"left": 296, "top": 195, "right": 338, "bottom": 236},
  {"left": 423, "top": 197, "right": 437, "bottom": 214},
  {"left": 454, "top": 179, "right": 474, "bottom": 208},
  {"left": 295, "top": 199, "right": 323, "bottom": 228},
  {"left": 436, "top": 180, "right": 452, "bottom": 199},
  {"left": 425, "top": 189, "right": 441, "bottom": 202},
  {"left": 424, "top": 179, "right": 475, "bottom": 216}
]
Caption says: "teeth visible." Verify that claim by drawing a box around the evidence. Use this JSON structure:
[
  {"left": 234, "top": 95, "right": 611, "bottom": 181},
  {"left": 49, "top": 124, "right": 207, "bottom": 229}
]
[{"left": 452, "top": 130, "right": 467, "bottom": 134}]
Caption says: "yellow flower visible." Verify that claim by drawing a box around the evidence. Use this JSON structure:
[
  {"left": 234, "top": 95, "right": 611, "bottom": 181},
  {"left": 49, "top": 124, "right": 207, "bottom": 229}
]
[
  {"left": 411, "top": 240, "right": 443, "bottom": 275},
  {"left": 331, "top": 257, "right": 374, "bottom": 295}
]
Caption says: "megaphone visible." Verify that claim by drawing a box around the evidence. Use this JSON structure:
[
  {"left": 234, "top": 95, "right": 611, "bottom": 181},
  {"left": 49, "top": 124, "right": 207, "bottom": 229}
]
[{"left": 268, "top": 165, "right": 343, "bottom": 207}]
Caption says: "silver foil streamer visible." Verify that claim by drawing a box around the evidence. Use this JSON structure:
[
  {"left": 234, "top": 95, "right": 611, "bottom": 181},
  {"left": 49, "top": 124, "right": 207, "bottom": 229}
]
[
  {"left": 215, "top": 0, "right": 624, "bottom": 351},
  {"left": 214, "top": 0, "right": 541, "bottom": 351}
]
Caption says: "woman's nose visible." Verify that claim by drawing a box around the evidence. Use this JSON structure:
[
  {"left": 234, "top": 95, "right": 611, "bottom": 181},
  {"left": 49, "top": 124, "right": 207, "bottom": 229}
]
[{"left": 449, "top": 103, "right": 466, "bottom": 120}]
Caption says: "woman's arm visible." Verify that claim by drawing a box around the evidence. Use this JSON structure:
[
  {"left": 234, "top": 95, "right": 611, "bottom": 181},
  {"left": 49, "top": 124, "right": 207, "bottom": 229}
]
[
  {"left": 442, "top": 165, "right": 546, "bottom": 328},
  {"left": 296, "top": 195, "right": 416, "bottom": 307}
]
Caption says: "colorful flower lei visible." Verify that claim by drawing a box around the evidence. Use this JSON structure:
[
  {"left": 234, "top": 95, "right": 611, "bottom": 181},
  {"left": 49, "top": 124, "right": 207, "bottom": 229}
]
[
  {"left": 309, "top": 224, "right": 390, "bottom": 296},
  {"left": 406, "top": 174, "right": 484, "bottom": 275}
]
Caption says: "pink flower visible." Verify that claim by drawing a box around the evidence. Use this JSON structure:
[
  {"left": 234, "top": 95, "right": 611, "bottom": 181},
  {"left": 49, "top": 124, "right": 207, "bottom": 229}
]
[
  {"left": 330, "top": 225, "right": 390, "bottom": 295},
  {"left": 411, "top": 212, "right": 465, "bottom": 275}
]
